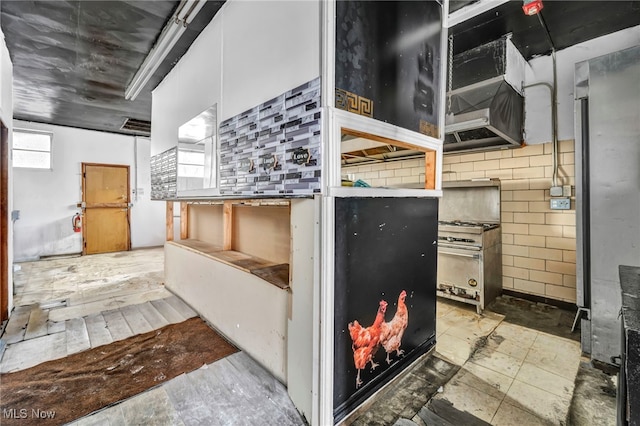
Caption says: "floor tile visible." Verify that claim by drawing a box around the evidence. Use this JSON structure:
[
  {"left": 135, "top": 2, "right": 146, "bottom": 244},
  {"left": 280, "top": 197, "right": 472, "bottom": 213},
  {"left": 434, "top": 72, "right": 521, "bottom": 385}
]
[
  {"left": 85, "top": 313, "right": 114, "bottom": 348},
  {"left": 47, "top": 319, "right": 66, "bottom": 334},
  {"left": 119, "top": 386, "right": 184, "bottom": 426},
  {"left": 102, "top": 309, "right": 133, "bottom": 341},
  {"left": 436, "top": 300, "right": 455, "bottom": 318},
  {"left": 120, "top": 304, "right": 154, "bottom": 335},
  {"left": 74, "top": 404, "right": 126, "bottom": 426},
  {"left": 163, "top": 295, "right": 198, "bottom": 319},
  {"left": 455, "top": 361, "right": 513, "bottom": 400},
  {"left": 436, "top": 333, "right": 473, "bottom": 366},
  {"left": 66, "top": 317, "right": 91, "bottom": 355},
  {"left": 164, "top": 373, "right": 219, "bottom": 425},
  {"left": 523, "top": 340, "right": 580, "bottom": 381},
  {"left": 493, "top": 322, "right": 538, "bottom": 347},
  {"left": 503, "top": 379, "right": 572, "bottom": 425},
  {"left": 440, "top": 304, "right": 480, "bottom": 322},
  {"left": 531, "top": 333, "right": 581, "bottom": 356},
  {"left": 0, "top": 332, "right": 67, "bottom": 373},
  {"left": 433, "top": 380, "right": 502, "bottom": 423},
  {"left": 515, "top": 362, "right": 574, "bottom": 399},
  {"left": 24, "top": 307, "right": 49, "bottom": 340},
  {"left": 2, "top": 309, "right": 31, "bottom": 343},
  {"left": 468, "top": 346, "right": 523, "bottom": 379},
  {"left": 150, "top": 298, "right": 185, "bottom": 324},
  {"left": 491, "top": 401, "right": 555, "bottom": 426},
  {"left": 114, "top": 288, "right": 172, "bottom": 308},
  {"left": 483, "top": 334, "right": 532, "bottom": 361},
  {"left": 49, "top": 297, "right": 120, "bottom": 322},
  {"left": 436, "top": 320, "right": 451, "bottom": 338},
  {"left": 137, "top": 301, "right": 170, "bottom": 329}
]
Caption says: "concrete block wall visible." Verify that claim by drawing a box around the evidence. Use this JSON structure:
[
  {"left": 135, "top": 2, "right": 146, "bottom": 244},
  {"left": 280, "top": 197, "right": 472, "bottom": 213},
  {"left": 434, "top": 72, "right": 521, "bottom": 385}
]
[{"left": 342, "top": 140, "right": 577, "bottom": 303}]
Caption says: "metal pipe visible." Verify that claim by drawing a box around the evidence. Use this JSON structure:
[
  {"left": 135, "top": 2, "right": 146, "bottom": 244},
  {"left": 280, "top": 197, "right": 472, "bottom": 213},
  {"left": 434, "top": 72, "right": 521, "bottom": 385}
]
[
  {"left": 580, "top": 98, "right": 591, "bottom": 310},
  {"left": 133, "top": 136, "right": 138, "bottom": 203},
  {"left": 536, "top": 12, "right": 559, "bottom": 187}
]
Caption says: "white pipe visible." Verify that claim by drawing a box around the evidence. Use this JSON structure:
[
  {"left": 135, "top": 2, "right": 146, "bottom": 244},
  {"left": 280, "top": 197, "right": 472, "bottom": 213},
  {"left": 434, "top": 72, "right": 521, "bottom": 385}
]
[
  {"left": 133, "top": 136, "right": 138, "bottom": 203},
  {"left": 536, "top": 12, "right": 559, "bottom": 187}
]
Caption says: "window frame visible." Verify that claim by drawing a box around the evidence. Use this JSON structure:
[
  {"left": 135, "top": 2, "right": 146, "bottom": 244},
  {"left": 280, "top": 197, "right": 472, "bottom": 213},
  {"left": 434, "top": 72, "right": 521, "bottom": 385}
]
[{"left": 12, "top": 128, "right": 53, "bottom": 170}]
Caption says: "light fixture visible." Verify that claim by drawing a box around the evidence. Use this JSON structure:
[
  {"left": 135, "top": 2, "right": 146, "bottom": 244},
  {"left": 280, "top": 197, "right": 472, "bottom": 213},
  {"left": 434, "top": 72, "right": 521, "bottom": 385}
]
[{"left": 125, "top": 0, "right": 206, "bottom": 101}]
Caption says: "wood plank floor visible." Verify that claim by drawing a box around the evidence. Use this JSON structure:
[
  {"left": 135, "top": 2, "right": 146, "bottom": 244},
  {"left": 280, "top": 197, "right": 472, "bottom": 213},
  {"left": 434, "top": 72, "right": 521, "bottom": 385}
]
[
  {"left": 0, "top": 295, "right": 198, "bottom": 373},
  {"left": 0, "top": 248, "right": 306, "bottom": 425},
  {"left": 69, "top": 353, "right": 304, "bottom": 426}
]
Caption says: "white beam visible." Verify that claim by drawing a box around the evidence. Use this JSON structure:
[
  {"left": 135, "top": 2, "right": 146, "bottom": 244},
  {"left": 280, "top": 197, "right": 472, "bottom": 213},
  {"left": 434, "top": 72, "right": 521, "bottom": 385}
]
[{"left": 447, "top": 0, "right": 511, "bottom": 28}]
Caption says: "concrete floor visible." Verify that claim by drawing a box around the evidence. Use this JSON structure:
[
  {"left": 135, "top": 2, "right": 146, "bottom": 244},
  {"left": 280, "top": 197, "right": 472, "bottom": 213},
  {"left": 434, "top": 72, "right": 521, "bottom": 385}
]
[{"left": 0, "top": 248, "right": 618, "bottom": 425}]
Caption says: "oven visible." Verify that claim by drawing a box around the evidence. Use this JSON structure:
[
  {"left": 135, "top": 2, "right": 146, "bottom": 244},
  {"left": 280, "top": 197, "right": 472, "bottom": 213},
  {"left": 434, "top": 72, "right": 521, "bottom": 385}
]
[{"left": 436, "top": 180, "right": 502, "bottom": 313}]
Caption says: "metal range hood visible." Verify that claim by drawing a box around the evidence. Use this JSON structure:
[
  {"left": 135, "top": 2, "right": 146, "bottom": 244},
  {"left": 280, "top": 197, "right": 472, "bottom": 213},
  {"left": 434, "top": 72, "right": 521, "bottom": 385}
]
[
  {"left": 444, "top": 77, "right": 524, "bottom": 152},
  {"left": 444, "top": 36, "right": 526, "bottom": 153}
]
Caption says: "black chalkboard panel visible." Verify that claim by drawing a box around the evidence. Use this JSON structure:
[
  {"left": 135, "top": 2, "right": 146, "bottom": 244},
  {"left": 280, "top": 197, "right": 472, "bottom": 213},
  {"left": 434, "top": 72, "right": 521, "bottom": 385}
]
[
  {"left": 335, "top": 1, "right": 442, "bottom": 137},
  {"left": 333, "top": 197, "right": 438, "bottom": 421}
]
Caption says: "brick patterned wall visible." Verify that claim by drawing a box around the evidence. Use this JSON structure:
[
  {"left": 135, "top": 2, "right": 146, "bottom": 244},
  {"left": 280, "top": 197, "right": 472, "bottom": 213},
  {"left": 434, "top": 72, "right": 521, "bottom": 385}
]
[{"left": 342, "top": 140, "right": 577, "bottom": 303}]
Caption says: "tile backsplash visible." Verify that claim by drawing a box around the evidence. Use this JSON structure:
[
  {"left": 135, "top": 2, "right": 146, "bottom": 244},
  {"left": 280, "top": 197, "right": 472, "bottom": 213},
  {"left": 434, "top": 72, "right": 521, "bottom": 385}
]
[{"left": 342, "top": 141, "right": 577, "bottom": 303}]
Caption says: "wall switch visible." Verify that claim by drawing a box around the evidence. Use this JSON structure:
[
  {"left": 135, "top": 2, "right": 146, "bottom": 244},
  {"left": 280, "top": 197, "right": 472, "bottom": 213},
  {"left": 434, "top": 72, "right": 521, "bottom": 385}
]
[
  {"left": 550, "top": 198, "right": 571, "bottom": 210},
  {"left": 550, "top": 186, "right": 563, "bottom": 196},
  {"left": 562, "top": 185, "right": 572, "bottom": 197}
]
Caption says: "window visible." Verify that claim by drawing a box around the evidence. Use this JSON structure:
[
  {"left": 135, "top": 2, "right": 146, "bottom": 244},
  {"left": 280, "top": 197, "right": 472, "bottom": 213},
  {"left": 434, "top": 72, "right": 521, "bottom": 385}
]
[
  {"left": 13, "top": 130, "right": 52, "bottom": 169},
  {"left": 177, "top": 147, "right": 205, "bottom": 178}
]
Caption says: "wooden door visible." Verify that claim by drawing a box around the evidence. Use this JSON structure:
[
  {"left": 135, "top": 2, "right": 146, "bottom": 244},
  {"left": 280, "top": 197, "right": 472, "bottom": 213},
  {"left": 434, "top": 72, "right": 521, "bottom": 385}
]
[{"left": 82, "top": 163, "right": 131, "bottom": 255}]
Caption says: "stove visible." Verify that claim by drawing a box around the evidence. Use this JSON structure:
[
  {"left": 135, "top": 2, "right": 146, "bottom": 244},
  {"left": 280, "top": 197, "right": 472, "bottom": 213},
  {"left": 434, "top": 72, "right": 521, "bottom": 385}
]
[{"left": 437, "top": 180, "right": 502, "bottom": 314}]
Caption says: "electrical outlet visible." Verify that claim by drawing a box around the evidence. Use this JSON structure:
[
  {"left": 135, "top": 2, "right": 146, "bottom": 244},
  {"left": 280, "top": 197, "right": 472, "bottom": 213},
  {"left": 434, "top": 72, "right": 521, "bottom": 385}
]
[
  {"left": 562, "top": 185, "right": 572, "bottom": 197},
  {"left": 550, "top": 198, "right": 571, "bottom": 210}
]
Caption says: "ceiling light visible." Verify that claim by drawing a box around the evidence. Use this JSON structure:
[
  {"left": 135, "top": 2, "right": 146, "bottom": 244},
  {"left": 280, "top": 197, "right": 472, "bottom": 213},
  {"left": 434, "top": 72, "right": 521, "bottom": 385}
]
[{"left": 125, "top": 0, "right": 206, "bottom": 101}]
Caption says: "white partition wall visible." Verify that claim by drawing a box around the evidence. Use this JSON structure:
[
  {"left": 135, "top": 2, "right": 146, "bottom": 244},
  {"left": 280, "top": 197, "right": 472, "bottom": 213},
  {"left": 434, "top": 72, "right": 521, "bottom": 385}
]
[
  {"left": 152, "top": 0, "right": 321, "bottom": 156},
  {"left": 151, "top": 1, "right": 445, "bottom": 424}
]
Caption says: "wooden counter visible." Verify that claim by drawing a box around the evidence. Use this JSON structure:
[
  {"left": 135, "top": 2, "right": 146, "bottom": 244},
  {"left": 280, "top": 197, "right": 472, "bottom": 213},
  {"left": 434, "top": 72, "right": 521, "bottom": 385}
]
[{"left": 171, "top": 239, "right": 289, "bottom": 289}]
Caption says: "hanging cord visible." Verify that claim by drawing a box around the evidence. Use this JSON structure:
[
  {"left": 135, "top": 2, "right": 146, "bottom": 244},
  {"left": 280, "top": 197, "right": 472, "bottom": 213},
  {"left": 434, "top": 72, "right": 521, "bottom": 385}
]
[{"left": 447, "top": 35, "right": 454, "bottom": 115}]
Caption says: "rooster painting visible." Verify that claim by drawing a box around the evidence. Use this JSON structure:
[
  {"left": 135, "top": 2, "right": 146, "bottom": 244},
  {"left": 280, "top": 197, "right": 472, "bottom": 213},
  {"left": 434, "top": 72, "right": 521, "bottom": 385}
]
[
  {"left": 348, "top": 300, "right": 388, "bottom": 389},
  {"left": 380, "top": 290, "right": 409, "bottom": 365}
]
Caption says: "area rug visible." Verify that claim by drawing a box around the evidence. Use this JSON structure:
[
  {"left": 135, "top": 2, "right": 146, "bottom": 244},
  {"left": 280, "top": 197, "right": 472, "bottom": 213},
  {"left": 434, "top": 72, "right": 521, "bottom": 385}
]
[{"left": 0, "top": 317, "right": 237, "bottom": 425}]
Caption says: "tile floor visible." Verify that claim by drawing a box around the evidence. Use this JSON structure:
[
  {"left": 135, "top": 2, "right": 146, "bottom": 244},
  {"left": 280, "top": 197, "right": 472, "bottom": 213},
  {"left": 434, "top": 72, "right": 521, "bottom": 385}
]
[
  {"left": 1, "top": 248, "right": 615, "bottom": 425},
  {"left": 433, "top": 311, "right": 581, "bottom": 425}
]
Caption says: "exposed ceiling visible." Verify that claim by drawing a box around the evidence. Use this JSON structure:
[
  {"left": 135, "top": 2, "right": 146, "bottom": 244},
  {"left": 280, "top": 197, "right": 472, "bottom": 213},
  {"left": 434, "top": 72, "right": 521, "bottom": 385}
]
[
  {"left": 0, "top": 1, "right": 638, "bottom": 139},
  {"left": 1, "top": 0, "right": 224, "bottom": 136},
  {"left": 449, "top": 1, "right": 640, "bottom": 59}
]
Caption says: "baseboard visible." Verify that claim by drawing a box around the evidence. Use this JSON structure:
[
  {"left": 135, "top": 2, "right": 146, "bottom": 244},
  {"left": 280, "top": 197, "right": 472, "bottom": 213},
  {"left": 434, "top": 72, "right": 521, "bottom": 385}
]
[{"left": 501, "top": 289, "right": 577, "bottom": 312}]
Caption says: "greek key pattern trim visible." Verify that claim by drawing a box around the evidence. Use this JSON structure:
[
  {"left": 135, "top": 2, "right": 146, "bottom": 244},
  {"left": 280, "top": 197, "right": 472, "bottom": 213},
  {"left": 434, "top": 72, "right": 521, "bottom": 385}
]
[{"left": 335, "top": 88, "right": 373, "bottom": 118}]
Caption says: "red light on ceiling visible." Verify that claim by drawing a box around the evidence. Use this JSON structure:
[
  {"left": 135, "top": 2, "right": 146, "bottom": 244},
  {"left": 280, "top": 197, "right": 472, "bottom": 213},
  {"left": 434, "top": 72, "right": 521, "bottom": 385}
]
[{"left": 523, "top": 0, "right": 544, "bottom": 16}]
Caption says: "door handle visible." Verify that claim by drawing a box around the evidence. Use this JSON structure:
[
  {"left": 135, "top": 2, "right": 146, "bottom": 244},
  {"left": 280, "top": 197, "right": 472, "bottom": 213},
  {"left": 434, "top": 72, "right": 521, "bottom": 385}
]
[{"left": 439, "top": 251, "right": 479, "bottom": 259}]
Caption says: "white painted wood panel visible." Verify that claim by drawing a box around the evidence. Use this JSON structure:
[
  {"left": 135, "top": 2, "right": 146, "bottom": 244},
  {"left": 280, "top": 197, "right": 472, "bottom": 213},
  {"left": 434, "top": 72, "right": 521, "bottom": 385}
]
[
  {"left": 165, "top": 243, "right": 289, "bottom": 382},
  {"left": 286, "top": 198, "right": 318, "bottom": 422},
  {"left": 220, "top": 0, "right": 321, "bottom": 120}
]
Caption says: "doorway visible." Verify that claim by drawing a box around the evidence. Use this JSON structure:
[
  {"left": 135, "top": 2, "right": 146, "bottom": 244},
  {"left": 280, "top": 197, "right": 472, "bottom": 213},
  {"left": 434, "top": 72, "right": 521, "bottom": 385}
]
[{"left": 82, "top": 163, "right": 131, "bottom": 255}]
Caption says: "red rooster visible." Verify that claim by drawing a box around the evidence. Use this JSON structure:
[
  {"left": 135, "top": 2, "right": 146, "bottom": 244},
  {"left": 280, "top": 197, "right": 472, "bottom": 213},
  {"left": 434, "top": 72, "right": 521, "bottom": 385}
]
[
  {"left": 348, "top": 300, "right": 388, "bottom": 388},
  {"left": 380, "top": 290, "right": 409, "bottom": 364}
]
